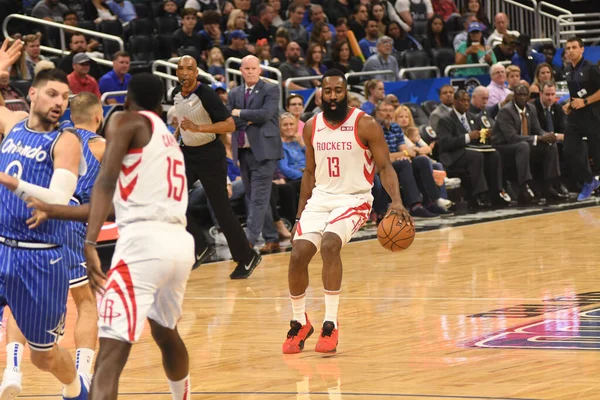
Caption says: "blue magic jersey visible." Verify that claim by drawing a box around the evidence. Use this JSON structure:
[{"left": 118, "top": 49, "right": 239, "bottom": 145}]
[
  {"left": 0, "top": 119, "right": 74, "bottom": 244},
  {"left": 65, "top": 129, "right": 101, "bottom": 274}
]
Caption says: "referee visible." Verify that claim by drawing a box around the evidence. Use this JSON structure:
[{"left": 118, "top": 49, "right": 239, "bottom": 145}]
[
  {"left": 563, "top": 36, "right": 600, "bottom": 201},
  {"left": 173, "top": 56, "right": 261, "bottom": 279}
]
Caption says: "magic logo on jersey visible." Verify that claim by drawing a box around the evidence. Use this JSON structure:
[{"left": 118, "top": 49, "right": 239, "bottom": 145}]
[
  {"left": 465, "top": 291, "right": 600, "bottom": 350},
  {"left": 1, "top": 138, "right": 49, "bottom": 163}
]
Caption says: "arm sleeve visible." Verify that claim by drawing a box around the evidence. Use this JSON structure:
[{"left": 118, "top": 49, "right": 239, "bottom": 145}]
[
  {"left": 13, "top": 168, "right": 77, "bottom": 205},
  {"left": 395, "top": 0, "right": 409, "bottom": 12},
  {"left": 239, "top": 84, "right": 280, "bottom": 124},
  {"left": 198, "top": 85, "right": 231, "bottom": 122},
  {"left": 424, "top": 0, "right": 433, "bottom": 14}
]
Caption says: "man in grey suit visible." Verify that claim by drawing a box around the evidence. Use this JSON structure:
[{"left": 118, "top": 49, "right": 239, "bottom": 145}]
[
  {"left": 429, "top": 84, "right": 455, "bottom": 131},
  {"left": 491, "top": 84, "right": 563, "bottom": 203},
  {"left": 228, "top": 55, "right": 284, "bottom": 253}
]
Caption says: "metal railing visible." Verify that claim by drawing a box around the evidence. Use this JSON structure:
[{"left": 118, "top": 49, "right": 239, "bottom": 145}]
[
  {"left": 537, "top": 1, "right": 572, "bottom": 45},
  {"left": 151, "top": 58, "right": 216, "bottom": 96},
  {"left": 3, "top": 99, "right": 29, "bottom": 111},
  {"left": 558, "top": 13, "right": 600, "bottom": 45},
  {"left": 444, "top": 63, "right": 491, "bottom": 77},
  {"left": 225, "top": 57, "right": 283, "bottom": 107},
  {"left": 345, "top": 70, "right": 394, "bottom": 81},
  {"left": 2, "top": 14, "right": 124, "bottom": 53},
  {"left": 491, "top": 0, "right": 538, "bottom": 38},
  {"left": 399, "top": 66, "right": 440, "bottom": 80},
  {"left": 100, "top": 90, "right": 127, "bottom": 105},
  {"left": 284, "top": 75, "right": 322, "bottom": 101}
]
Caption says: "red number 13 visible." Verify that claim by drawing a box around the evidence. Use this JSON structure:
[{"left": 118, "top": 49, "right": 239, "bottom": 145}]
[
  {"left": 167, "top": 156, "right": 185, "bottom": 201},
  {"left": 327, "top": 156, "right": 340, "bottom": 177}
]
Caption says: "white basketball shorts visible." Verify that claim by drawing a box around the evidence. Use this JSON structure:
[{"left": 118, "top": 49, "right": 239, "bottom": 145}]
[
  {"left": 98, "top": 222, "right": 195, "bottom": 343},
  {"left": 294, "top": 188, "right": 373, "bottom": 250}
]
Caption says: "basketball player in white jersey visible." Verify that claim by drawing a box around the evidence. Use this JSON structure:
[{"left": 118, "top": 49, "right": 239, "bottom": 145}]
[
  {"left": 282, "top": 69, "right": 412, "bottom": 354},
  {"left": 83, "top": 73, "right": 194, "bottom": 399}
]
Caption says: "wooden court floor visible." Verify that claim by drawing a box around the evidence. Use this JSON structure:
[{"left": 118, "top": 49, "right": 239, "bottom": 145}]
[{"left": 6, "top": 206, "right": 600, "bottom": 399}]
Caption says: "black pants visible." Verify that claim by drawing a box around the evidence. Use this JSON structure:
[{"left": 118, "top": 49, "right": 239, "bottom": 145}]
[
  {"left": 182, "top": 140, "right": 253, "bottom": 263},
  {"left": 449, "top": 149, "right": 502, "bottom": 196},
  {"left": 270, "top": 181, "right": 299, "bottom": 224},
  {"left": 564, "top": 109, "right": 600, "bottom": 183}
]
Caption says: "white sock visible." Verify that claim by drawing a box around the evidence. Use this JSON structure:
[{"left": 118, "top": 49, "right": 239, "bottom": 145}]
[
  {"left": 168, "top": 374, "right": 190, "bottom": 400},
  {"left": 290, "top": 293, "right": 307, "bottom": 325},
  {"left": 324, "top": 290, "right": 340, "bottom": 328},
  {"left": 5, "top": 342, "right": 23, "bottom": 373},
  {"left": 75, "top": 348, "right": 95, "bottom": 375},
  {"left": 62, "top": 375, "right": 81, "bottom": 398}
]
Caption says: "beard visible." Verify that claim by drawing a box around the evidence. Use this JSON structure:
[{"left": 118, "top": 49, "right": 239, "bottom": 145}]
[{"left": 322, "top": 94, "right": 348, "bottom": 124}]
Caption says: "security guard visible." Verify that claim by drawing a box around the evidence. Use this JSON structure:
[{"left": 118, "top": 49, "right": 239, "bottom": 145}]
[{"left": 563, "top": 36, "right": 600, "bottom": 201}]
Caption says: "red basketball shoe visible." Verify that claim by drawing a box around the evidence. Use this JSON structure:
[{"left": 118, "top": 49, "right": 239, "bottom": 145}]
[
  {"left": 315, "top": 321, "right": 339, "bottom": 353},
  {"left": 282, "top": 314, "right": 314, "bottom": 354}
]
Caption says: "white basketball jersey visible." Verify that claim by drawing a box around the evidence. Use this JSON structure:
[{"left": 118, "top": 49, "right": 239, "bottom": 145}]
[
  {"left": 312, "top": 107, "right": 375, "bottom": 195},
  {"left": 113, "top": 111, "right": 188, "bottom": 230}
]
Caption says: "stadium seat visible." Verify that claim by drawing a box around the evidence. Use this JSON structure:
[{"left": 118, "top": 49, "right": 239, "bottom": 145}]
[
  {"left": 155, "top": 33, "right": 175, "bottom": 59},
  {"left": 128, "top": 35, "right": 155, "bottom": 63},
  {"left": 421, "top": 100, "right": 439, "bottom": 116},
  {"left": 155, "top": 15, "right": 179, "bottom": 34},
  {"left": 128, "top": 18, "right": 154, "bottom": 36},
  {"left": 430, "top": 48, "right": 456, "bottom": 76},
  {"left": 133, "top": 2, "right": 151, "bottom": 19},
  {"left": 401, "top": 50, "right": 434, "bottom": 79},
  {"left": 99, "top": 20, "right": 124, "bottom": 59},
  {"left": 10, "top": 80, "right": 32, "bottom": 97},
  {"left": 445, "top": 14, "right": 463, "bottom": 36},
  {"left": 403, "top": 102, "right": 429, "bottom": 126},
  {"left": 412, "top": 20, "right": 428, "bottom": 39},
  {"left": 77, "top": 20, "right": 97, "bottom": 32}
]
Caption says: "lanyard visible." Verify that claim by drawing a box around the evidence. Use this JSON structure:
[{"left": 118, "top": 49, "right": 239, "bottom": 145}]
[{"left": 574, "top": 59, "right": 585, "bottom": 91}]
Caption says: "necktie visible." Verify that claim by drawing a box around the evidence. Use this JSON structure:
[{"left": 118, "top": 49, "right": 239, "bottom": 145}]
[
  {"left": 237, "top": 88, "right": 252, "bottom": 148},
  {"left": 521, "top": 111, "right": 528, "bottom": 136},
  {"left": 546, "top": 108, "right": 554, "bottom": 133},
  {"left": 460, "top": 115, "right": 470, "bottom": 133}
]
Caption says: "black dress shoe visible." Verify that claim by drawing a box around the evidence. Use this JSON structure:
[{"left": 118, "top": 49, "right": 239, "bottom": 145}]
[
  {"left": 545, "top": 187, "right": 568, "bottom": 201},
  {"left": 192, "top": 246, "right": 216, "bottom": 270},
  {"left": 230, "top": 249, "right": 262, "bottom": 279},
  {"left": 558, "top": 184, "right": 570, "bottom": 197}
]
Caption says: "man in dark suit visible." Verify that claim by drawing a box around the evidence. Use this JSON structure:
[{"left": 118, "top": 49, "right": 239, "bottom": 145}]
[
  {"left": 437, "top": 90, "right": 508, "bottom": 208},
  {"left": 228, "top": 55, "right": 284, "bottom": 254},
  {"left": 491, "top": 84, "right": 565, "bottom": 202},
  {"left": 428, "top": 84, "right": 455, "bottom": 131}
]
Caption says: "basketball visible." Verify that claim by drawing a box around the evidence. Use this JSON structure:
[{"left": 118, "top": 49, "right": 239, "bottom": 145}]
[{"left": 377, "top": 212, "right": 415, "bottom": 252}]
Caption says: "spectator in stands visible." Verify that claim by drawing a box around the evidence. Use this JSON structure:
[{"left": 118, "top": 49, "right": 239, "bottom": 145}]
[
  {"left": 452, "top": 13, "right": 477, "bottom": 51},
  {"left": 67, "top": 53, "right": 101, "bottom": 98},
  {"left": 208, "top": 47, "right": 226, "bottom": 82},
  {"left": 358, "top": 19, "right": 380, "bottom": 59},
  {"left": 34, "top": 59, "right": 56, "bottom": 76},
  {"left": 226, "top": 9, "right": 248, "bottom": 35},
  {"left": 431, "top": 0, "right": 458, "bottom": 21},
  {"left": 348, "top": 4, "right": 369, "bottom": 41},
  {"left": 491, "top": 33, "right": 517, "bottom": 62},
  {"left": 15, "top": 34, "right": 46, "bottom": 80},
  {"left": 324, "top": 0, "right": 351, "bottom": 27},
  {"left": 183, "top": 0, "right": 219, "bottom": 17},
  {"left": 98, "top": 51, "right": 131, "bottom": 104},
  {"left": 279, "top": 41, "right": 313, "bottom": 89},
  {"left": 268, "top": 0, "right": 284, "bottom": 27},
  {"left": 306, "top": 43, "right": 327, "bottom": 85},
  {"left": 424, "top": 14, "right": 452, "bottom": 50},
  {"left": 492, "top": 84, "right": 563, "bottom": 203},
  {"left": 437, "top": 89, "right": 508, "bottom": 208},
  {"left": 249, "top": 3, "right": 277, "bottom": 44},
  {"left": 0, "top": 71, "right": 29, "bottom": 112},
  {"left": 429, "top": 84, "right": 454, "bottom": 130},
  {"left": 511, "top": 34, "right": 545, "bottom": 83},
  {"left": 313, "top": 87, "right": 323, "bottom": 113},
  {"left": 161, "top": 0, "right": 181, "bottom": 24},
  {"left": 107, "top": 0, "right": 137, "bottom": 23},
  {"left": 486, "top": 12, "right": 519, "bottom": 48},
  {"left": 172, "top": 9, "right": 204, "bottom": 58},
  {"left": 370, "top": 2, "right": 389, "bottom": 37},
  {"left": 386, "top": 21, "right": 422, "bottom": 53},
  {"left": 256, "top": 39, "right": 275, "bottom": 76},
  {"left": 529, "top": 63, "right": 554, "bottom": 100},
  {"left": 199, "top": 10, "right": 225, "bottom": 53},
  {"left": 376, "top": 100, "right": 442, "bottom": 218},
  {"left": 278, "top": 112, "right": 305, "bottom": 190},
  {"left": 310, "top": 21, "right": 333, "bottom": 58},
  {"left": 394, "top": 0, "right": 433, "bottom": 32},
  {"left": 89, "top": 0, "right": 117, "bottom": 24},
  {"left": 61, "top": 0, "right": 91, "bottom": 21},
  {"left": 335, "top": 17, "right": 349, "bottom": 42},
  {"left": 328, "top": 40, "right": 363, "bottom": 80},
  {"left": 487, "top": 63, "right": 511, "bottom": 107},
  {"left": 455, "top": 22, "right": 496, "bottom": 76},
  {"left": 361, "top": 79, "right": 384, "bottom": 115},
  {"left": 506, "top": 65, "right": 521, "bottom": 90},
  {"left": 282, "top": 3, "right": 308, "bottom": 44},
  {"left": 32, "top": 0, "right": 69, "bottom": 22},
  {"left": 348, "top": 94, "right": 361, "bottom": 108},
  {"left": 469, "top": 86, "right": 494, "bottom": 127},
  {"left": 362, "top": 36, "right": 399, "bottom": 82},
  {"left": 461, "top": 0, "right": 490, "bottom": 31},
  {"left": 63, "top": 11, "right": 100, "bottom": 53},
  {"left": 385, "top": 94, "right": 400, "bottom": 109},
  {"left": 271, "top": 28, "right": 289, "bottom": 63},
  {"left": 211, "top": 82, "right": 229, "bottom": 104},
  {"left": 58, "top": 33, "right": 103, "bottom": 80},
  {"left": 222, "top": 30, "right": 250, "bottom": 60},
  {"left": 286, "top": 93, "right": 305, "bottom": 135},
  {"left": 306, "top": 5, "right": 335, "bottom": 37},
  {"left": 539, "top": 43, "right": 564, "bottom": 81}
]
